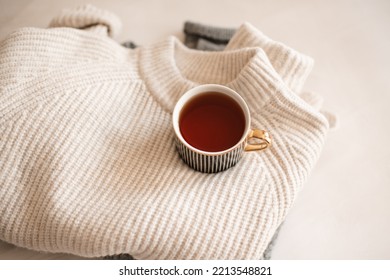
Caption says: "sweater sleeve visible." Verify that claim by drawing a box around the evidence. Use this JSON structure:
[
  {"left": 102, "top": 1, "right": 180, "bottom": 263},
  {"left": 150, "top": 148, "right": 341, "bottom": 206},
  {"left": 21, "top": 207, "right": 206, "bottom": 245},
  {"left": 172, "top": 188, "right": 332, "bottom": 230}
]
[{"left": 48, "top": 4, "right": 122, "bottom": 38}]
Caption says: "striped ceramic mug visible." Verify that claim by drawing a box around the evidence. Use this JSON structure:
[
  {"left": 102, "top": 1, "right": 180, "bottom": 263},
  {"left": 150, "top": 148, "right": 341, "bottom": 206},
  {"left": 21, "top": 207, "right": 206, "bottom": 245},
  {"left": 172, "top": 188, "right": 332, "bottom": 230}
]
[{"left": 173, "top": 84, "right": 271, "bottom": 173}]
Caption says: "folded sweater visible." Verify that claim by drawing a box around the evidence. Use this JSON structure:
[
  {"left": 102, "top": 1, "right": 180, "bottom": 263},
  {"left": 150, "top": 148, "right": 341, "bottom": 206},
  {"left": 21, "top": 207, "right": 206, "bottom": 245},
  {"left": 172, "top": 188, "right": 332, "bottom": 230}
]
[{"left": 0, "top": 5, "right": 329, "bottom": 259}]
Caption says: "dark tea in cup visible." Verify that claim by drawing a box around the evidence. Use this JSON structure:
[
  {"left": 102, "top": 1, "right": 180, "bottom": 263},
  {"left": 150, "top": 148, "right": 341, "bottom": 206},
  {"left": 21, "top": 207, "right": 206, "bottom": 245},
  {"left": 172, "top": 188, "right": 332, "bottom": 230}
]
[{"left": 179, "top": 92, "right": 246, "bottom": 152}]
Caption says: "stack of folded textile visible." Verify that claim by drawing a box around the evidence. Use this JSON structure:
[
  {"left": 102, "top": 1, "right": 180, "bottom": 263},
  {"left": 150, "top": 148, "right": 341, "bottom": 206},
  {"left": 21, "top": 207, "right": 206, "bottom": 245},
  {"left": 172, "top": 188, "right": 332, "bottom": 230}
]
[{"left": 0, "top": 5, "right": 331, "bottom": 259}]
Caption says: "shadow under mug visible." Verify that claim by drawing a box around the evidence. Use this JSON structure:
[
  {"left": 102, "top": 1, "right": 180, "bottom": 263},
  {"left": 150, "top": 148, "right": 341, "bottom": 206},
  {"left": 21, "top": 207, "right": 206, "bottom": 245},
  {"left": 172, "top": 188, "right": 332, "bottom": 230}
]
[{"left": 173, "top": 84, "right": 271, "bottom": 173}]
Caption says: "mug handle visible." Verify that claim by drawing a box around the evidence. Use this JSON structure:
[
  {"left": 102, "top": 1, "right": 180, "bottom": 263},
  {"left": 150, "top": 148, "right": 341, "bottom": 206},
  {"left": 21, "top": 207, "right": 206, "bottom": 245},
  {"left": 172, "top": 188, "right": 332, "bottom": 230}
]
[{"left": 245, "top": 129, "right": 271, "bottom": 152}]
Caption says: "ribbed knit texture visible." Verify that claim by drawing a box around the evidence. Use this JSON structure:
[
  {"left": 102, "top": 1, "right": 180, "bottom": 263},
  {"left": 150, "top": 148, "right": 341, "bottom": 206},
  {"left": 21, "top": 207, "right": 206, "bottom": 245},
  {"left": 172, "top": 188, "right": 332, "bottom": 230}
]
[
  {"left": 226, "top": 22, "right": 314, "bottom": 94},
  {"left": 0, "top": 6, "right": 329, "bottom": 259}
]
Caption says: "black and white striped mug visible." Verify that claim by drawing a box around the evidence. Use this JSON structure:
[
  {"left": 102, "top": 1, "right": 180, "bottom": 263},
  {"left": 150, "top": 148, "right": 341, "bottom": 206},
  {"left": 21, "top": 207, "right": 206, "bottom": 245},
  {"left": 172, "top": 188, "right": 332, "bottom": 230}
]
[{"left": 173, "top": 84, "right": 271, "bottom": 173}]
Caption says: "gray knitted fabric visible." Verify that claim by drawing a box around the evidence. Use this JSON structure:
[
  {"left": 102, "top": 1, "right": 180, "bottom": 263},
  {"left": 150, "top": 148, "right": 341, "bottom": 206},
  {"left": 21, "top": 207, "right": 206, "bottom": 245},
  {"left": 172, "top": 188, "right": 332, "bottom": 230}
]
[
  {"left": 104, "top": 253, "right": 135, "bottom": 260},
  {"left": 184, "top": 21, "right": 236, "bottom": 50},
  {"left": 121, "top": 40, "right": 137, "bottom": 49}
]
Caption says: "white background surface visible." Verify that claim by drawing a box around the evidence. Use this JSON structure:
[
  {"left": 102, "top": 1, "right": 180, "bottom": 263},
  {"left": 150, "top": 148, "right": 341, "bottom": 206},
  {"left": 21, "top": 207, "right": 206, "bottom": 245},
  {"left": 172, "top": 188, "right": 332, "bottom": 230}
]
[{"left": 0, "top": 0, "right": 389, "bottom": 259}]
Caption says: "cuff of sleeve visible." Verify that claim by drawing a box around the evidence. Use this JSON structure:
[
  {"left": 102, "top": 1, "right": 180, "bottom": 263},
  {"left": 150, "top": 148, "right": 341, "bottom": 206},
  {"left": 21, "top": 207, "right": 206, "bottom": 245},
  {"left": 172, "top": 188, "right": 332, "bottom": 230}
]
[{"left": 48, "top": 4, "right": 122, "bottom": 38}]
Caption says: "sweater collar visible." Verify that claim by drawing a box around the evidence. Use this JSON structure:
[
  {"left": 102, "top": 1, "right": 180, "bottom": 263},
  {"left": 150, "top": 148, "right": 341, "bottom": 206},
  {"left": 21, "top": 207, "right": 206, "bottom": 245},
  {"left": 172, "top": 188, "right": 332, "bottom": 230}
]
[{"left": 139, "top": 36, "right": 283, "bottom": 114}]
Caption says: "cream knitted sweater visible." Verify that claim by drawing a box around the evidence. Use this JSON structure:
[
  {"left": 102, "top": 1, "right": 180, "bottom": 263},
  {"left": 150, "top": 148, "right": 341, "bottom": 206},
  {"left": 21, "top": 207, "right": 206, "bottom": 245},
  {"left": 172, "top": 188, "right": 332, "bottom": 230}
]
[{"left": 0, "top": 6, "right": 328, "bottom": 259}]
